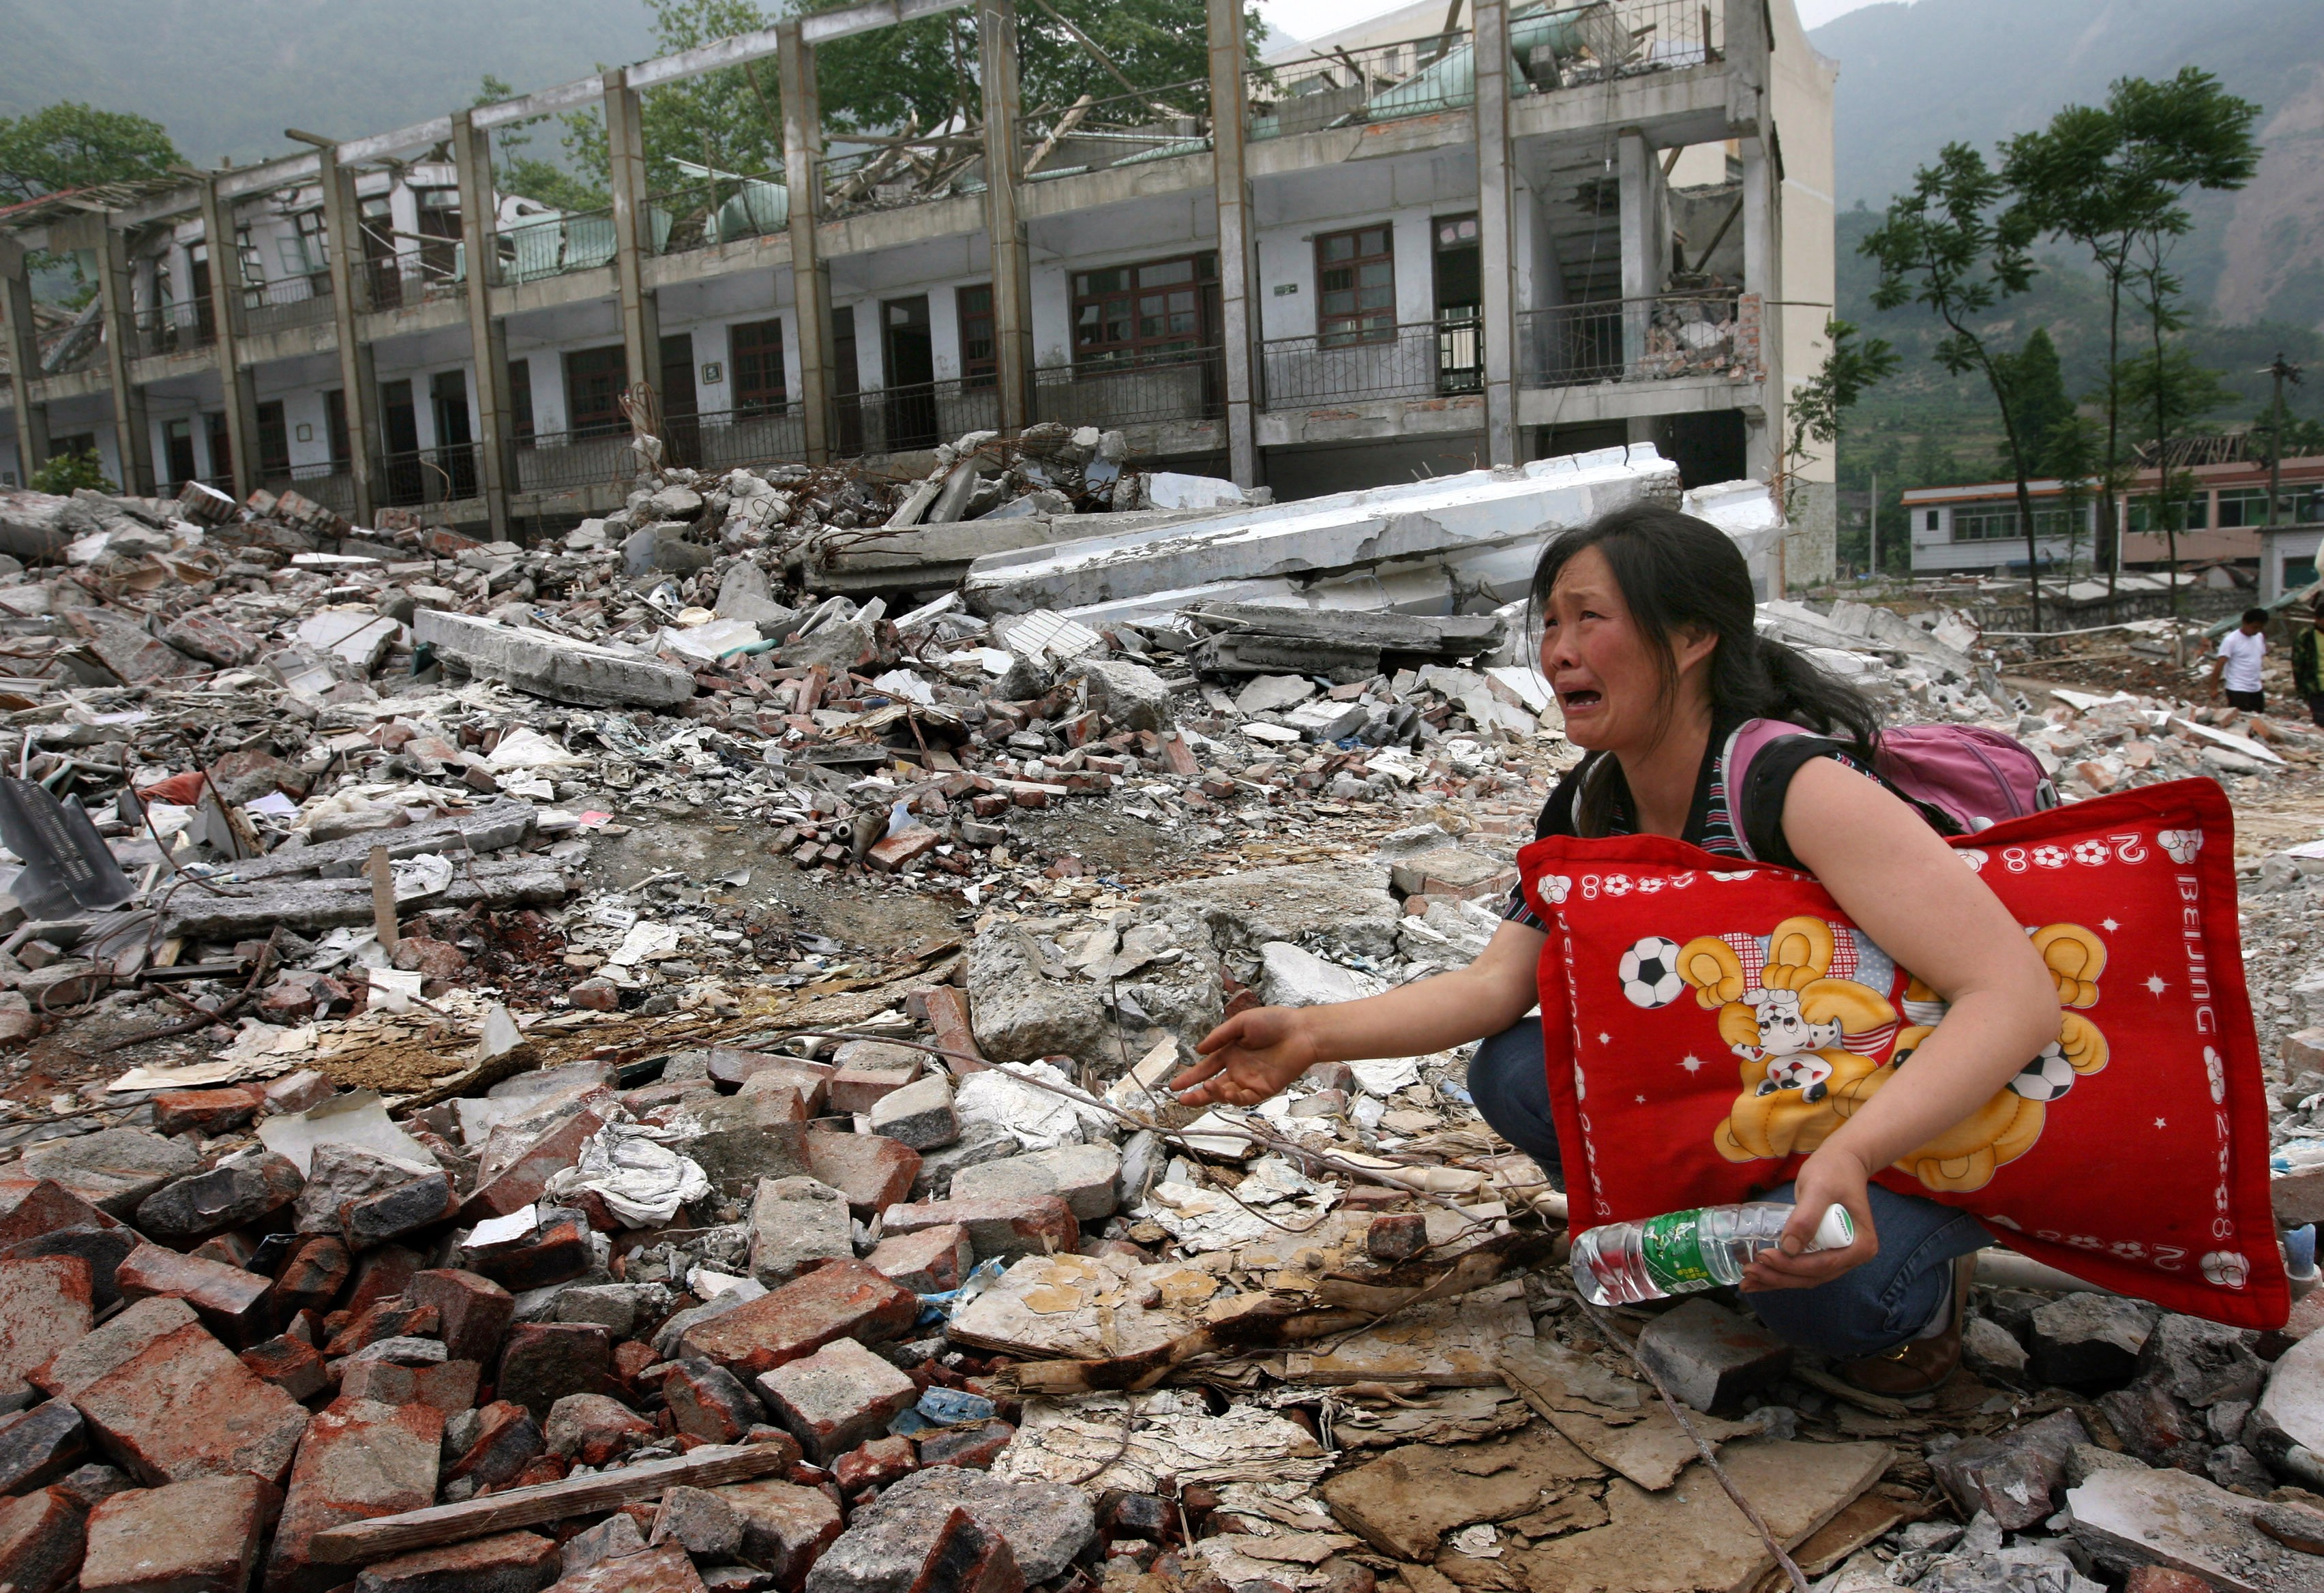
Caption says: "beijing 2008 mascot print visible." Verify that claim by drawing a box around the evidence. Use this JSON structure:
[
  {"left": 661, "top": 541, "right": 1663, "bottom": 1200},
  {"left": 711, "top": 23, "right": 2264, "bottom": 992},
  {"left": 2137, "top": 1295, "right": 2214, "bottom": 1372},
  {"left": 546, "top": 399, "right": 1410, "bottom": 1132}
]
[{"left": 1641, "top": 906, "right": 2111, "bottom": 1193}]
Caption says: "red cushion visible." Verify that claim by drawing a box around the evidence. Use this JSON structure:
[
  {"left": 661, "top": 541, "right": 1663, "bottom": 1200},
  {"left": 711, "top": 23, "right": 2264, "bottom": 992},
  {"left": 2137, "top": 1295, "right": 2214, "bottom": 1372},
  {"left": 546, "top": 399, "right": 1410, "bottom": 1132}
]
[{"left": 1515, "top": 777, "right": 2284, "bottom": 1328}]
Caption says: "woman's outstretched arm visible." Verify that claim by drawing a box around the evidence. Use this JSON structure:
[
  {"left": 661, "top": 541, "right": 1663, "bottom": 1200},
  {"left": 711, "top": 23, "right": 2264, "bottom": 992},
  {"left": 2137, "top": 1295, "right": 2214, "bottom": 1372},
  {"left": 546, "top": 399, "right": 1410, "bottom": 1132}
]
[{"left": 1171, "top": 919, "right": 1547, "bottom": 1107}]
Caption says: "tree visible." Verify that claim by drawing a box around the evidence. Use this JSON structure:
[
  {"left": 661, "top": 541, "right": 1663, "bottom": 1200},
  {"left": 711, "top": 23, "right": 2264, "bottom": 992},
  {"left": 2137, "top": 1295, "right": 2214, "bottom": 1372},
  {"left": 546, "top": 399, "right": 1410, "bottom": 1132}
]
[
  {"left": 1862, "top": 143, "right": 2050, "bottom": 625},
  {"left": 2115, "top": 344, "right": 2233, "bottom": 569},
  {"left": 28, "top": 447, "right": 115, "bottom": 496},
  {"left": 2040, "top": 415, "right": 2102, "bottom": 576},
  {"left": 1991, "top": 326, "right": 2072, "bottom": 471},
  {"left": 2115, "top": 69, "right": 2260, "bottom": 627},
  {"left": 1783, "top": 316, "right": 1898, "bottom": 585},
  {"left": 0, "top": 103, "right": 181, "bottom": 205},
  {"left": 476, "top": 76, "right": 607, "bottom": 212}
]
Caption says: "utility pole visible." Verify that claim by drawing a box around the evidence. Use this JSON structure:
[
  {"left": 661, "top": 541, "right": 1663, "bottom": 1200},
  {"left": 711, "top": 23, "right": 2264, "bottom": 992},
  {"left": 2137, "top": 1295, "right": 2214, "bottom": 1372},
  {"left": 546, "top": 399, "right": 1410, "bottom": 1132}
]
[
  {"left": 1868, "top": 469, "right": 1879, "bottom": 584},
  {"left": 2261, "top": 352, "right": 2304, "bottom": 603}
]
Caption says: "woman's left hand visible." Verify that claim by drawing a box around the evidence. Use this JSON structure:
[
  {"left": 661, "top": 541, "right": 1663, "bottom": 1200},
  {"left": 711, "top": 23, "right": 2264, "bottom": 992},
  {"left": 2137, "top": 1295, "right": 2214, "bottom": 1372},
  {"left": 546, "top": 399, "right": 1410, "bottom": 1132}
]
[{"left": 1739, "top": 1144, "right": 1879, "bottom": 1292}]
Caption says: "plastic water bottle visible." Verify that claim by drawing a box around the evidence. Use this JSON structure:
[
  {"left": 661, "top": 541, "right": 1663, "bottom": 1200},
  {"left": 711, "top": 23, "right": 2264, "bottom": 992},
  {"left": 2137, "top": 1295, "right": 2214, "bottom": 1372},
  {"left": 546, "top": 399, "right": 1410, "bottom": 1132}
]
[{"left": 1570, "top": 1202, "right": 1855, "bottom": 1306}]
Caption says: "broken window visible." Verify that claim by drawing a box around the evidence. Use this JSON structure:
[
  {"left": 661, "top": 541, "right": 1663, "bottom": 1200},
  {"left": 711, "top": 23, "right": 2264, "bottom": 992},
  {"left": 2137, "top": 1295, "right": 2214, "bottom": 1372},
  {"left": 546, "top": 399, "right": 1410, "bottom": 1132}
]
[
  {"left": 415, "top": 188, "right": 462, "bottom": 281},
  {"left": 162, "top": 419, "right": 196, "bottom": 489},
  {"left": 730, "top": 320, "right": 786, "bottom": 413},
  {"left": 565, "top": 345, "right": 629, "bottom": 438},
  {"left": 325, "top": 389, "right": 351, "bottom": 473},
  {"left": 1317, "top": 224, "right": 1396, "bottom": 346},
  {"left": 1071, "top": 254, "right": 1217, "bottom": 367},
  {"left": 256, "top": 401, "right": 291, "bottom": 479},
  {"left": 203, "top": 411, "right": 233, "bottom": 486},
  {"left": 509, "top": 360, "right": 537, "bottom": 447},
  {"left": 957, "top": 285, "right": 996, "bottom": 388}
]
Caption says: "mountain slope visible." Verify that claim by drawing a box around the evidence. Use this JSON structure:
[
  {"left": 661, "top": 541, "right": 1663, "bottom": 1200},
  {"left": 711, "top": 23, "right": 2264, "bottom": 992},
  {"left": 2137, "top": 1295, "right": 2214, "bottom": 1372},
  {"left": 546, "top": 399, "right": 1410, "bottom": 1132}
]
[
  {"left": 1811, "top": 0, "right": 2324, "bottom": 329},
  {"left": 0, "top": 0, "right": 656, "bottom": 170}
]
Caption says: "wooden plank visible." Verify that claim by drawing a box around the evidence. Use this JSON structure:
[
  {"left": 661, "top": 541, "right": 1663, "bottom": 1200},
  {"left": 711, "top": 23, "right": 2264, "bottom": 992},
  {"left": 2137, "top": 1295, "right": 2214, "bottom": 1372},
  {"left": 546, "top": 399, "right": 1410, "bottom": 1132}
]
[{"left": 308, "top": 1442, "right": 794, "bottom": 1562}]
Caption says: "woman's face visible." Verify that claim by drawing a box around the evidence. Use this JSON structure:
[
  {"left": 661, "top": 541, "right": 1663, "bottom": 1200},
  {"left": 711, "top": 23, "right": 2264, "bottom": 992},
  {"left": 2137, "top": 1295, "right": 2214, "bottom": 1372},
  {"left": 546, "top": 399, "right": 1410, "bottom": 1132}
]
[{"left": 1538, "top": 544, "right": 1688, "bottom": 753}]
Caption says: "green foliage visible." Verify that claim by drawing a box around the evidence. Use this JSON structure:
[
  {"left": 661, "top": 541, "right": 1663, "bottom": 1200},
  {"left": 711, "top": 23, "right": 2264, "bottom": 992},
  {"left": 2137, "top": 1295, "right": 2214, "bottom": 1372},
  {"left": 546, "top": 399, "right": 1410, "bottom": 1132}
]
[
  {"left": 2113, "top": 343, "right": 2234, "bottom": 438},
  {"left": 0, "top": 102, "right": 180, "bottom": 204},
  {"left": 28, "top": 447, "right": 115, "bottom": 495},
  {"left": 1992, "top": 326, "right": 2073, "bottom": 468},
  {"left": 475, "top": 75, "right": 610, "bottom": 209},
  {"left": 2252, "top": 406, "right": 2324, "bottom": 462},
  {"left": 1789, "top": 317, "right": 1900, "bottom": 456}
]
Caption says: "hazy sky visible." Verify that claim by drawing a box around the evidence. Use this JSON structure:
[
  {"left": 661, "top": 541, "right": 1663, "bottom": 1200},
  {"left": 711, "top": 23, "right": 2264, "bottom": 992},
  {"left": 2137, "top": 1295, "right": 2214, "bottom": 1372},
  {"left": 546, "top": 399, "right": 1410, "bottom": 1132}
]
[{"left": 1255, "top": 0, "right": 1898, "bottom": 44}]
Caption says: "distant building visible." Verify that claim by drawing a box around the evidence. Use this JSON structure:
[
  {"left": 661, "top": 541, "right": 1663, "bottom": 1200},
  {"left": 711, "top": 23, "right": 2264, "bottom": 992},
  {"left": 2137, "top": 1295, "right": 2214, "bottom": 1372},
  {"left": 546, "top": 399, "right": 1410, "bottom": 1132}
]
[{"left": 1903, "top": 437, "right": 2324, "bottom": 600}]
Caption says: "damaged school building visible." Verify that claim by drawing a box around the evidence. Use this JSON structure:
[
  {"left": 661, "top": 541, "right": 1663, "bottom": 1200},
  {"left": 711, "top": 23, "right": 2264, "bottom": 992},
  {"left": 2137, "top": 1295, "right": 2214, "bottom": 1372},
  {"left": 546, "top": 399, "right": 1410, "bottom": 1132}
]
[{"left": 0, "top": 0, "right": 1841, "bottom": 580}]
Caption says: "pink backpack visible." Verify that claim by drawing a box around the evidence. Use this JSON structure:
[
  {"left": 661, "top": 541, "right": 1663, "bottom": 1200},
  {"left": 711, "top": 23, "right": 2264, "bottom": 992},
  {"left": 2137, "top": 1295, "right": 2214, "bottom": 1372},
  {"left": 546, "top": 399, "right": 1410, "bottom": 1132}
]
[{"left": 1720, "top": 717, "right": 2057, "bottom": 857}]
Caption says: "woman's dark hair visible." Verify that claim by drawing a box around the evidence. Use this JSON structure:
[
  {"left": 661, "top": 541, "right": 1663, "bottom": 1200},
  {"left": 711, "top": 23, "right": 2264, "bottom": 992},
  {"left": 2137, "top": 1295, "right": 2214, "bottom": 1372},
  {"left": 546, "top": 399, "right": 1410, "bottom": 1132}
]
[{"left": 1526, "top": 501, "right": 1881, "bottom": 835}]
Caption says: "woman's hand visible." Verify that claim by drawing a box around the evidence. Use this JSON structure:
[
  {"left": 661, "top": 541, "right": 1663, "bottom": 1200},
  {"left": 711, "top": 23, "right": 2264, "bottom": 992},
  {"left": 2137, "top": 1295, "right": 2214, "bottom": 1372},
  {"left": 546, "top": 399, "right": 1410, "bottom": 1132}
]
[
  {"left": 1172, "top": 1005, "right": 1319, "bottom": 1107},
  {"left": 1739, "top": 1143, "right": 1879, "bottom": 1292}
]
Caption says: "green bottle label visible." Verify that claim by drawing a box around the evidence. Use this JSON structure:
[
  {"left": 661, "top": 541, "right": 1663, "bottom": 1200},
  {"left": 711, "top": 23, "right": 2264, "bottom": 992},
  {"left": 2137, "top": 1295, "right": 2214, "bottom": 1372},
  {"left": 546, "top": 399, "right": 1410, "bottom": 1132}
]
[{"left": 1639, "top": 1208, "right": 1714, "bottom": 1292}]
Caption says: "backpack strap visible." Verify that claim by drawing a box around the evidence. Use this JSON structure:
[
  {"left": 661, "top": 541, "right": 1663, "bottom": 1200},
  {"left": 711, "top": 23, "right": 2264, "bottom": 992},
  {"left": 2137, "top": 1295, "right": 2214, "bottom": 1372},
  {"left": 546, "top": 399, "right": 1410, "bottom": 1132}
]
[{"left": 1718, "top": 717, "right": 1819, "bottom": 862}]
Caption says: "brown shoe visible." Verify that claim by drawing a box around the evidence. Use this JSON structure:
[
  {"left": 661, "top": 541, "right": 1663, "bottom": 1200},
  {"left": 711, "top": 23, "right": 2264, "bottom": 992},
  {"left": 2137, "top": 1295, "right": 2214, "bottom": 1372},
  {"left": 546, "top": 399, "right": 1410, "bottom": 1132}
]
[{"left": 1836, "top": 1252, "right": 1976, "bottom": 1398}]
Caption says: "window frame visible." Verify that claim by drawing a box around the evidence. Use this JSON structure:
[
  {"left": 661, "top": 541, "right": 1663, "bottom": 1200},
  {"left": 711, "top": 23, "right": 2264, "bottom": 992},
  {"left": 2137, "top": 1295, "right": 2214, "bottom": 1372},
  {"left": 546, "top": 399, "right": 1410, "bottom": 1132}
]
[
  {"left": 1315, "top": 222, "right": 1397, "bottom": 346},
  {"left": 957, "top": 284, "right": 996, "bottom": 388},
  {"left": 563, "top": 344, "right": 629, "bottom": 438},
  {"left": 1069, "top": 254, "right": 1217, "bottom": 368},
  {"left": 729, "top": 319, "right": 788, "bottom": 414}
]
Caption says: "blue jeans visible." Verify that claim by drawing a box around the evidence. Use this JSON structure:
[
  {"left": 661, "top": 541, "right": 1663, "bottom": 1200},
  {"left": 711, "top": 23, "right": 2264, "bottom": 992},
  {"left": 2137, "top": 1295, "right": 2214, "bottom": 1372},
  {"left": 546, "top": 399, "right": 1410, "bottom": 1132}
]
[{"left": 1470, "top": 1017, "right": 1991, "bottom": 1358}]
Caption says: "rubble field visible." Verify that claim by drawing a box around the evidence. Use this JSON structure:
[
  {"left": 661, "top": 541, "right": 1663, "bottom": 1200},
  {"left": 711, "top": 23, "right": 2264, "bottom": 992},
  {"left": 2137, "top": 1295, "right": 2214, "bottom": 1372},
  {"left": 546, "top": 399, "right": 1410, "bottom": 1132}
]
[{"left": 0, "top": 433, "right": 2314, "bottom": 1593}]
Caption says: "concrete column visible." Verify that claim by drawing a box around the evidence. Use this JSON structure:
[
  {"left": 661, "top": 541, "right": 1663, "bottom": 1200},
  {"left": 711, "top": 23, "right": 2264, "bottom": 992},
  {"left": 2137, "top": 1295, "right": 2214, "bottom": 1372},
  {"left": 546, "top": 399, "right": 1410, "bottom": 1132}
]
[
  {"left": 1740, "top": 134, "right": 1778, "bottom": 485},
  {"left": 318, "top": 147, "right": 380, "bottom": 525},
  {"left": 452, "top": 110, "right": 513, "bottom": 537},
  {"left": 197, "top": 178, "right": 262, "bottom": 500},
  {"left": 1615, "top": 128, "right": 1660, "bottom": 375},
  {"left": 1474, "top": 0, "right": 1518, "bottom": 468},
  {"left": 1207, "top": 0, "right": 1260, "bottom": 488},
  {"left": 779, "top": 23, "right": 835, "bottom": 464},
  {"left": 94, "top": 226, "right": 155, "bottom": 494},
  {"left": 0, "top": 240, "right": 50, "bottom": 486},
  {"left": 604, "top": 70, "right": 663, "bottom": 438},
  {"left": 979, "top": 0, "right": 1034, "bottom": 434}
]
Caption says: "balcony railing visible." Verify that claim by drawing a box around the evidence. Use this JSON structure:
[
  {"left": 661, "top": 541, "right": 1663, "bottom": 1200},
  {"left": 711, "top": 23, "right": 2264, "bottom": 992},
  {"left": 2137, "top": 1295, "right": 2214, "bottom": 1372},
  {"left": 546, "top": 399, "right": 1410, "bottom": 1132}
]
[
  {"left": 357, "top": 254, "right": 466, "bottom": 313},
  {"left": 1249, "top": 0, "right": 1723, "bottom": 138},
  {"left": 1261, "top": 317, "right": 1481, "bottom": 408},
  {"left": 647, "top": 175, "right": 788, "bottom": 257},
  {"left": 241, "top": 274, "right": 336, "bottom": 337},
  {"left": 264, "top": 463, "right": 357, "bottom": 519},
  {"left": 495, "top": 208, "right": 640, "bottom": 285},
  {"left": 1021, "top": 79, "right": 1212, "bottom": 181},
  {"left": 831, "top": 382, "right": 1000, "bottom": 458},
  {"left": 1034, "top": 350, "right": 1223, "bottom": 432},
  {"left": 378, "top": 443, "right": 483, "bottom": 508},
  {"left": 130, "top": 301, "right": 213, "bottom": 359},
  {"left": 517, "top": 429, "right": 638, "bottom": 494},
  {"left": 690, "top": 404, "right": 809, "bottom": 473},
  {"left": 1516, "top": 290, "right": 1751, "bottom": 389}
]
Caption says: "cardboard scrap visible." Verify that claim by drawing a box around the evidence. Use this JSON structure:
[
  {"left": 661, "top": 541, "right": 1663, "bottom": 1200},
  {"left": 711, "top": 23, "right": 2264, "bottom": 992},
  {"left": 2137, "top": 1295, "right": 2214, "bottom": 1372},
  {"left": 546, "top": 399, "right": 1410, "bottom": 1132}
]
[
  {"left": 994, "top": 1391, "right": 1328, "bottom": 1495},
  {"left": 1500, "top": 1335, "right": 1757, "bottom": 1491},
  {"left": 1279, "top": 1278, "right": 1534, "bottom": 1387},
  {"left": 1320, "top": 1424, "right": 1605, "bottom": 1560}
]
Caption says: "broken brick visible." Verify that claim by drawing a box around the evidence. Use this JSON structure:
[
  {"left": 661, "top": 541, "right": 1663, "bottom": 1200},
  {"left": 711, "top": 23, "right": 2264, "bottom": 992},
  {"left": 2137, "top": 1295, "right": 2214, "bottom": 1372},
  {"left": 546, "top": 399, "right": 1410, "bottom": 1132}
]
[
  {"left": 826, "top": 1043, "right": 923, "bottom": 1115},
  {"left": 835, "top": 1434, "right": 918, "bottom": 1495},
  {"left": 117, "top": 1244, "right": 273, "bottom": 1348},
  {"left": 265, "top": 1396, "right": 444, "bottom": 1593},
  {"left": 542, "top": 1393, "right": 655, "bottom": 1465},
  {"left": 661, "top": 1358, "right": 766, "bottom": 1445},
  {"left": 496, "top": 1323, "right": 610, "bottom": 1418},
  {"left": 756, "top": 1337, "right": 919, "bottom": 1463},
  {"left": 240, "top": 1336, "right": 333, "bottom": 1402},
  {"left": 867, "top": 1225, "right": 970, "bottom": 1295},
  {"left": 547, "top": 1542, "right": 706, "bottom": 1593},
  {"left": 677, "top": 1260, "right": 918, "bottom": 1380},
  {"left": 267, "top": 1236, "right": 352, "bottom": 1323},
  {"left": 913, "top": 1420, "right": 1015, "bottom": 1471},
  {"left": 717, "top": 1478, "right": 845, "bottom": 1588},
  {"left": 70, "top": 1320, "right": 312, "bottom": 1487},
  {"left": 80, "top": 1473, "right": 270, "bottom": 1593},
  {"left": 406, "top": 1268, "right": 516, "bottom": 1366},
  {"left": 879, "top": 1196, "right": 1077, "bottom": 1263},
  {"left": 339, "top": 1357, "right": 479, "bottom": 1415},
  {"left": 0, "top": 1180, "right": 123, "bottom": 1249},
  {"left": 444, "top": 1401, "right": 544, "bottom": 1493},
  {"left": 805, "top": 1130, "right": 919, "bottom": 1221},
  {"left": 136, "top": 1154, "right": 304, "bottom": 1242},
  {"left": 460, "top": 1106, "right": 613, "bottom": 1223},
  {"left": 0, "top": 1400, "right": 88, "bottom": 1495},
  {"left": 151, "top": 1088, "right": 263, "bottom": 1138},
  {"left": 347, "top": 1530, "right": 559, "bottom": 1593},
  {"left": 0, "top": 1255, "right": 93, "bottom": 1399},
  {"left": 803, "top": 1500, "right": 1020, "bottom": 1593},
  {"left": 0, "top": 1486, "right": 87, "bottom": 1593}
]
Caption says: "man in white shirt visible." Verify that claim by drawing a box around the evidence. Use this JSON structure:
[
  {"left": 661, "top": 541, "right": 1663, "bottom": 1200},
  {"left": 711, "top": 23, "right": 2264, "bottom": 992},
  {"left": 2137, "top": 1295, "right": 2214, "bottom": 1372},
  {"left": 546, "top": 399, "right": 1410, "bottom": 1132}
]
[{"left": 2213, "top": 606, "right": 2270, "bottom": 714}]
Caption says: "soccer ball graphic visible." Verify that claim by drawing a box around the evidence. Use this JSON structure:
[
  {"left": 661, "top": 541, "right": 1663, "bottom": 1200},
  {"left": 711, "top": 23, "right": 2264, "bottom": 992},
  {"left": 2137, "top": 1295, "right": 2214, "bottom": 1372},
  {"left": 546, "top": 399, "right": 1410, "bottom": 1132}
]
[
  {"left": 1618, "top": 936, "right": 1685, "bottom": 1009},
  {"left": 2007, "top": 1042, "right": 2077, "bottom": 1102}
]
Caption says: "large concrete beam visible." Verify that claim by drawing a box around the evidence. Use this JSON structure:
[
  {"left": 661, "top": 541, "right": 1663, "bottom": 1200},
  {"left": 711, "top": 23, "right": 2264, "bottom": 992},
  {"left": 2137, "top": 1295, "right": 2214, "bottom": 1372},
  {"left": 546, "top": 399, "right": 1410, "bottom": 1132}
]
[
  {"left": 318, "top": 146, "right": 381, "bottom": 525},
  {"left": 196, "top": 178, "right": 262, "bottom": 499},
  {"left": 779, "top": 21, "right": 835, "bottom": 464},
  {"left": 979, "top": 0, "right": 1032, "bottom": 434},
  {"left": 604, "top": 70, "right": 663, "bottom": 434},
  {"left": 415, "top": 610, "right": 697, "bottom": 708},
  {"left": 1207, "top": 0, "right": 1260, "bottom": 489},
  {"left": 1474, "top": 0, "right": 1517, "bottom": 469},
  {"left": 452, "top": 111, "right": 514, "bottom": 538}
]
